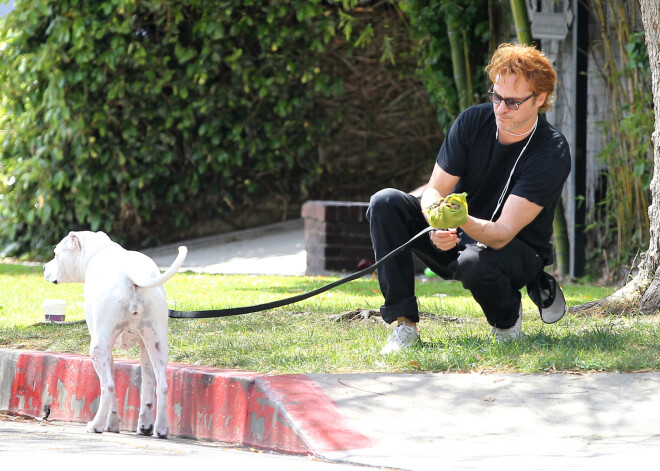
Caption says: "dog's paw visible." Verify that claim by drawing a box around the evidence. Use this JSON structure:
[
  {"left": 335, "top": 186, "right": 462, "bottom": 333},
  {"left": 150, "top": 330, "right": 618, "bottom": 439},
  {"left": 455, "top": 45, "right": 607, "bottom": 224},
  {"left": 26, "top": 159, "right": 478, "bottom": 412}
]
[
  {"left": 105, "top": 423, "right": 120, "bottom": 433},
  {"left": 137, "top": 424, "right": 154, "bottom": 436},
  {"left": 154, "top": 419, "right": 169, "bottom": 439},
  {"left": 137, "top": 403, "right": 155, "bottom": 433},
  {"left": 105, "top": 411, "right": 120, "bottom": 433},
  {"left": 86, "top": 421, "right": 104, "bottom": 434},
  {"left": 155, "top": 426, "right": 169, "bottom": 439}
]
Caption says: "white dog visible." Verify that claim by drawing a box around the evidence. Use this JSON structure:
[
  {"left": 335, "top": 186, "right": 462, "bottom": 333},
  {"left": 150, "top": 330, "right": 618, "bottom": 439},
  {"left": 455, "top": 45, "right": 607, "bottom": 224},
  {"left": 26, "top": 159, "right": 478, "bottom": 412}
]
[{"left": 44, "top": 231, "right": 187, "bottom": 438}]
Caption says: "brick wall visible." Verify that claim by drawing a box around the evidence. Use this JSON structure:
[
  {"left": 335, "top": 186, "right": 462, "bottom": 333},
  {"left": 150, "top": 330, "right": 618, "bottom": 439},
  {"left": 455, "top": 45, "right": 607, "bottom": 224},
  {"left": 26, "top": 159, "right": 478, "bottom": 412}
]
[{"left": 301, "top": 201, "right": 374, "bottom": 274}]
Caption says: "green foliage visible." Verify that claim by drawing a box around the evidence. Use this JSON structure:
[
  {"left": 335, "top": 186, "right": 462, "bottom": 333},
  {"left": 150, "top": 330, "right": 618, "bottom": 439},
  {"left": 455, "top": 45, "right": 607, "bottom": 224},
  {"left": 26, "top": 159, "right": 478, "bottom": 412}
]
[
  {"left": 587, "top": 1, "right": 653, "bottom": 281},
  {"left": 402, "top": 0, "right": 492, "bottom": 131},
  {"left": 0, "top": 0, "right": 496, "bottom": 260},
  {"left": 0, "top": 0, "right": 344, "bottom": 257}
]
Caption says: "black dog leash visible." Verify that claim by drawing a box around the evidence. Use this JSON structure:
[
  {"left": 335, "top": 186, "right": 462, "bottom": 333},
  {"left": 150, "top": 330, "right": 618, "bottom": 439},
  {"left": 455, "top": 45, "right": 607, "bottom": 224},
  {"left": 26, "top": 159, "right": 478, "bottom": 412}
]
[{"left": 168, "top": 226, "right": 434, "bottom": 319}]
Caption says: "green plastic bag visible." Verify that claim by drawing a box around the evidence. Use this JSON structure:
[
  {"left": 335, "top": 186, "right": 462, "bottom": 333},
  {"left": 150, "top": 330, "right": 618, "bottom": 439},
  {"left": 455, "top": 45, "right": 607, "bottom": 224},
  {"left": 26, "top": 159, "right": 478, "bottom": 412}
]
[{"left": 422, "top": 192, "right": 468, "bottom": 229}]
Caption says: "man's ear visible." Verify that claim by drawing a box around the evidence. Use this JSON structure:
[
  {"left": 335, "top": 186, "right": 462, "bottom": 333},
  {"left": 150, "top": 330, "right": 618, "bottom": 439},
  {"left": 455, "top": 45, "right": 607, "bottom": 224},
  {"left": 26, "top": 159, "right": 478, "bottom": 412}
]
[
  {"left": 67, "top": 232, "right": 81, "bottom": 251},
  {"left": 536, "top": 92, "right": 547, "bottom": 109}
]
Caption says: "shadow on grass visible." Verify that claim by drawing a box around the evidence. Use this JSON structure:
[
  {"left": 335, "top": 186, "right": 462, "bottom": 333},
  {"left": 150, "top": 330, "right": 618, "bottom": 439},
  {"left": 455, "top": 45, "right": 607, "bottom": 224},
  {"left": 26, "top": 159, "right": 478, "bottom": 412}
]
[
  {"left": 0, "top": 322, "right": 89, "bottom": 352},
  {"left": 390, "top": 324, "right": 658, "bottom": 373},
  {"left": 0, "top": 263, "right": 41, "bottom": 275}
]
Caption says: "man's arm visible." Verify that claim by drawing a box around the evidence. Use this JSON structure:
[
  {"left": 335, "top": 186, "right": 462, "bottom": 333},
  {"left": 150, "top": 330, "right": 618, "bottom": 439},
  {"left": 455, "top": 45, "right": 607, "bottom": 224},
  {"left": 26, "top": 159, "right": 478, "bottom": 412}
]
[
  {"left": 420, "top": 163, "right": 460, "bottom": 214},
  {"left": 460, "top": 195, "right": 542, "bottom": 249},
  {"left": 423, "top": 163, "right": 544, "bottom": 251}
]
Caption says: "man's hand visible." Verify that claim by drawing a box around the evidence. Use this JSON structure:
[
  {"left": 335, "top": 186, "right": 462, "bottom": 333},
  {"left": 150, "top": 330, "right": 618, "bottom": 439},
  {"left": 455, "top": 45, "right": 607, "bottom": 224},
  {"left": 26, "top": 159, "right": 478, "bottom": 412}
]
[{"left": 429, "top": 228, "right": 458, "bottom": 251}]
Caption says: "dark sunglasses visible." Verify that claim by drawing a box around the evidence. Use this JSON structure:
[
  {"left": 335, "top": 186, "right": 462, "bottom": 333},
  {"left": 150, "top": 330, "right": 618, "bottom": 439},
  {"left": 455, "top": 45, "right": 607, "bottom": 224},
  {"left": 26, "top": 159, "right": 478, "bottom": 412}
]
[{"left": 487, "top": 85, "right": 535, "bottom": 110}]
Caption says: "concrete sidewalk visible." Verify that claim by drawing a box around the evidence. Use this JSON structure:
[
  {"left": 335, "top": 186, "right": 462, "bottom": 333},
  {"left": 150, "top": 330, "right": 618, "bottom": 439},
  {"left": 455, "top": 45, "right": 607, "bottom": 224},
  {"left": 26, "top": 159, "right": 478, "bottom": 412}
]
[
  {"left": 3, "top": 221, "right": 660, "bottom": 469},
  {"left": 142, "top": 219, "right": 307, "bottom": 276},
  {"left": 315, "top": 372, "right": 660, "bottom": 469},
  {"left": 3, "top": 348, "right": 660, "bottom": 469}
]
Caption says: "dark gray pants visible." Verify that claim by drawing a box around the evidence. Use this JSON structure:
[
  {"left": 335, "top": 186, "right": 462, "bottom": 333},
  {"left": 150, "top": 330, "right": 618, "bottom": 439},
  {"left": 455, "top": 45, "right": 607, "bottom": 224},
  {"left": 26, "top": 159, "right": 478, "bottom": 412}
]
[{"left": 366, "top": 188, "right": 544, "bottom": 328}]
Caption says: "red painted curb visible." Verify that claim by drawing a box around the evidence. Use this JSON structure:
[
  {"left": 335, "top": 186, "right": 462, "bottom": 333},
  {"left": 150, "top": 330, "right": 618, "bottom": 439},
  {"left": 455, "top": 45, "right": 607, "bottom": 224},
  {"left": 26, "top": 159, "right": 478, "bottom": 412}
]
[
  {"left": 248, "top": 375, "right": 372, "bottom": 453},
  {"left": 0, "top": 349, "right": 370, "bottom": 454}
]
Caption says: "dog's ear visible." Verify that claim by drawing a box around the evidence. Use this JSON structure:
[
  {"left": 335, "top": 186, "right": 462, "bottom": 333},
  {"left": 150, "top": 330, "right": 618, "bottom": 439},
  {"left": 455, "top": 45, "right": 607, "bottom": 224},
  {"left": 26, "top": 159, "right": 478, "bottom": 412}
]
[{"left": 67, "top": 232, "right": 82, "bottom": 251}]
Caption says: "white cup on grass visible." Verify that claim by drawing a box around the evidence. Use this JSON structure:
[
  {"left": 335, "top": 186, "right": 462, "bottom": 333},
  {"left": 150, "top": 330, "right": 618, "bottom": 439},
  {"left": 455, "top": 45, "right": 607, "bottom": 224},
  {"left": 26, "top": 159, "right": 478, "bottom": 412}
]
[{"left": 42, "top": 299, "right": 67, "bottom": 323}]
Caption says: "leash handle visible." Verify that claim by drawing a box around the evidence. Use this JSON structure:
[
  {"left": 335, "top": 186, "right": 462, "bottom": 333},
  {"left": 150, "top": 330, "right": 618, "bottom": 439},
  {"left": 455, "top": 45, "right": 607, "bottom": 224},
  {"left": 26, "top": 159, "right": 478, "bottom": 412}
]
[{"left": 169, "top": 226, "right": 434, "bottom": 319}]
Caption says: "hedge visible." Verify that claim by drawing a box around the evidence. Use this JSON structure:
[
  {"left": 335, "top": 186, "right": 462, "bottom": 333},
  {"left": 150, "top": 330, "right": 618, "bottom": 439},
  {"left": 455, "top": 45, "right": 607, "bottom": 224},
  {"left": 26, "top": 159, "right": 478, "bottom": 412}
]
[
  {"left": 0, "top": 0, "right": 490, "bottom": 259},
  {"left": 0, "top": 0, "right": 345, "bottom": 257}
]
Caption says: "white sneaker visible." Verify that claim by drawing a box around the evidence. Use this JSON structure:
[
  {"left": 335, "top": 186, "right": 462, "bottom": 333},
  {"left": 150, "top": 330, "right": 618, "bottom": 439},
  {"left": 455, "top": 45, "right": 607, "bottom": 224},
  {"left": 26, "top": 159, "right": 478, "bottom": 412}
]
[
  {"left": 380, "top": 323, "right": 420, "bottom": 354},
  {"left": 490, "top": 306, "right": 524, "bottom": 342}
]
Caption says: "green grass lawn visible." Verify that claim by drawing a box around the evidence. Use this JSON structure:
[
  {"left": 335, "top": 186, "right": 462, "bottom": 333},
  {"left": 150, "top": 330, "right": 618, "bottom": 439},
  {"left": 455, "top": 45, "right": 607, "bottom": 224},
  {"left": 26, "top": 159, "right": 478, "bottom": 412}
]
[{"left": 2, "top": 262, "right": 658, "bottom": 374}]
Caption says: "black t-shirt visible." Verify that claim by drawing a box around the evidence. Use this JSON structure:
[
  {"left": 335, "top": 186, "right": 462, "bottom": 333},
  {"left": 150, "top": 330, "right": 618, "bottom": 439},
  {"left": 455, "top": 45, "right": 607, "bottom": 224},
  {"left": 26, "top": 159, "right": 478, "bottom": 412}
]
[{"left": 436, "top": 103, "right": 571, "bottom": 264}]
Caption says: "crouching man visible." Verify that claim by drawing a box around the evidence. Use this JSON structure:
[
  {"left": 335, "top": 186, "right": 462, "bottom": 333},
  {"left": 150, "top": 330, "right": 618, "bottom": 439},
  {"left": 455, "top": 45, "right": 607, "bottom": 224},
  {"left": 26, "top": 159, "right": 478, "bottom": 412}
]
[{"left": 367, "top": 43, "right": 571, "bottom": 354}]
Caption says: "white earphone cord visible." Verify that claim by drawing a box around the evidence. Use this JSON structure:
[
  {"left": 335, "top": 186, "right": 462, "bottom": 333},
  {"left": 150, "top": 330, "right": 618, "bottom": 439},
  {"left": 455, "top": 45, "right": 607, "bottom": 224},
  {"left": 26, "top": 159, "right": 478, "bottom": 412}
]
[{"left": 490, "top": 116, "right": 539, "bottom": 221}]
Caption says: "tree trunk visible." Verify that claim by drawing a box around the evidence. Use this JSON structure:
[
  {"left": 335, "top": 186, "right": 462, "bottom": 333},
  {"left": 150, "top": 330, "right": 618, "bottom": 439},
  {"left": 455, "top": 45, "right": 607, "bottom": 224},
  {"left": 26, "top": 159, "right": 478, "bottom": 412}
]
[
  {"left": 488, "top": 0, "right": 509, "bottom": 54},
  {"left": 447, "top": 17, "right": 469, "bottom": 110},
  {"left": 637, "top": 0, "right": 660, "bottom": 314},
  {"left": 509, "top": 0, "right": 532, "bottom": 44},
  {"left": 553, "top": 199, "right": 570, "bottom": 277},
  {"left": 576, "top": 0, "right": 660, "bottom": 315}
]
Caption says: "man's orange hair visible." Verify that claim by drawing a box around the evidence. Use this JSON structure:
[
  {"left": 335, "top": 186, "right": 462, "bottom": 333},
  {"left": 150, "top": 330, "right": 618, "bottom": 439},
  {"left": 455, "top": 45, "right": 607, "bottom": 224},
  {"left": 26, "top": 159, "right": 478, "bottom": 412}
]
[{"left": 485, "top": 43, "right": 557, "bottom": 113}]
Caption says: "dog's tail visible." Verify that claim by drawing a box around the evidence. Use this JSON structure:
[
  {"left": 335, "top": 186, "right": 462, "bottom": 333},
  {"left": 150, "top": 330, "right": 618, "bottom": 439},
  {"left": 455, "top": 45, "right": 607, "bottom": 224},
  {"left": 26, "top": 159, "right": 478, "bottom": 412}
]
[{"left": 133, "top": 246, "right": 188, "bottom": 288}]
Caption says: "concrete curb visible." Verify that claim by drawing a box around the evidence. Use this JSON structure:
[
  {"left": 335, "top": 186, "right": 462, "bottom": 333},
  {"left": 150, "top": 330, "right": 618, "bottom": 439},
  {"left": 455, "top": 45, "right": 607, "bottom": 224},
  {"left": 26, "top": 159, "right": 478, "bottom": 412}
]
[{"left": 0, "top": 349, "right": 370, "bottom": 455}]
